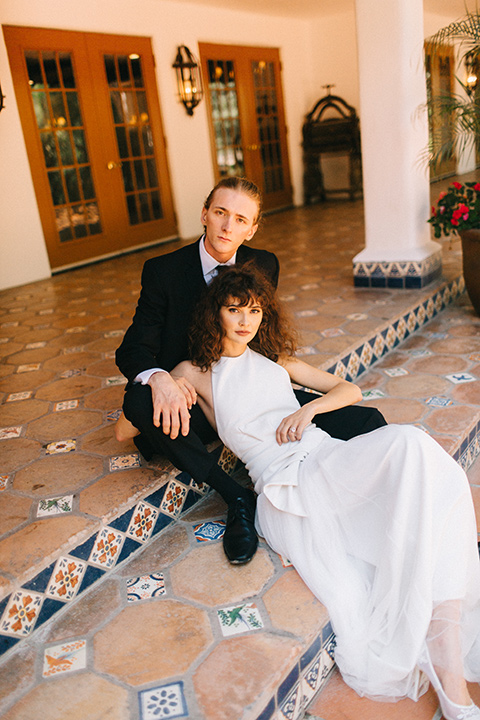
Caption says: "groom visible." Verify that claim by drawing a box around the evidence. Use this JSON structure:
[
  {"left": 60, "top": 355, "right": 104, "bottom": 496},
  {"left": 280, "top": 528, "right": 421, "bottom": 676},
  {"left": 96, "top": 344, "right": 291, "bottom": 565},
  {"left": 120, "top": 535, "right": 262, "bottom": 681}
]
[{"left": 116, "top": 177, "right": 386, "bottom": 565}]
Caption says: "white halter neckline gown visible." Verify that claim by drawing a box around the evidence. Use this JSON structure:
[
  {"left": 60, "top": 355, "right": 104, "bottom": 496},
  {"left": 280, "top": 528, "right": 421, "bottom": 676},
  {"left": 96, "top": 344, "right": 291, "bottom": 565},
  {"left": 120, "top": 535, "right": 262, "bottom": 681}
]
[{"left": 212, "top": 347, "right": 480, "bottom": 701}]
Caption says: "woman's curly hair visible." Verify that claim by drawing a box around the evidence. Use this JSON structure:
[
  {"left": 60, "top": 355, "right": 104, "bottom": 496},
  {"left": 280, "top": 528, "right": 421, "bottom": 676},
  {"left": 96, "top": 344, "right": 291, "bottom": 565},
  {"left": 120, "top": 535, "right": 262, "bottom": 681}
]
[{"left": 189, "top": 263, "right": 298, "bottom": 370}]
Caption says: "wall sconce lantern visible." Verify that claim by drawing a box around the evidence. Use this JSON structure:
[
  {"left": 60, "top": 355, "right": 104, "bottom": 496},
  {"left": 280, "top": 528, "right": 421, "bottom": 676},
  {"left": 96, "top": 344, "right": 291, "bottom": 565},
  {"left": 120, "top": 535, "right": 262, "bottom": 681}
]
[
  {"left": 465, "top": 51, "right": 478, "bottom": 97},
  {"left": 0, "top": 82, "right": 5, "bottom": 112},
  {"left": 172, "top": 45, "right": 203, "bottom": 116}
]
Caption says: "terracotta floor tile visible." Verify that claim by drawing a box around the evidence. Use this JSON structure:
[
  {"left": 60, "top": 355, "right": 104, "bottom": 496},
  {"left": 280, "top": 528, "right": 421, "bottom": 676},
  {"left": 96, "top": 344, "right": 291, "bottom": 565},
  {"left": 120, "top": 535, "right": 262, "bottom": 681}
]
[
  {"left": 4, "top": 346, "right": 59, "bottom": 365},
  {"left": 171, "top": 543, "right": 274, "bottom": 606},
  {"left": 452, "top": 380, "right": 480, "bottom": 405},
  {"left": 0, "top": 644, "right": 36, "bottom": 716},
  {"left": 409, "top": 354, "right": 470, "bottom": 374},
  {"left": 25, "top": 409, "right": 103, "bottom": 442},
  {"left": 84, "top": 358, "right": 119, "bottom": 377},
  {"left": 42, "top": 351, "right": 99, "bottom": 373},
  {"left": 0, "top": 370, "right": 56, "bottom": 393},
  {"left": 13, "top": 454, "right": 104, "bottom": 496},
  {"left": 0, "top": 398, "right": 49, "bottom": 425},
  {"left": 182, "top": 491, "right": 227, "bottom": 521},
  {"left": 193, "top": 634, "right": 301, "bottom": 720},
  {"left": 0, "top": 516, "right": 98, "bottom": 584},
  {"left": 119, "top": 521, "right": 189, "bottom": 576},
  {"left": 0, "top": 492, "right": 32, "bottom": 534},
  {"left": 79, "top": 467, "right": 159, "bottom": 519},
  {"left": 83, "top": 384, "right": 126, "bottom": 410},
  {"left": 80, "top": 425, "right": 134, "bottom": 455},
  {"left": 306, "top": 667, "right": 440, "bottom": 720},
  {"left": 0, "top": 437, "right": 42, "bottom": 473},
  {"left": 263, "top": 569, "right": 329, "bottom": 639},
  {"left": 429, "top": 337, "right": 480, "bottom": 355},
  {"left": 94, "top": 599, "right": 213, "bottom": 684},
  {"left": 385, "top": 373, "right": 451, "bottom": 399},
  {"left": 2, "top": 673, "right": 130, "bottom": 720},
  {"left": 426, "top": 405, "right": 479, "bottom": 435},
  {"left": 361, "top": 398, "right": 426, "bottom": 424},
  {"left": 35, "top": 376, "right": 102, "bottom": 401}
]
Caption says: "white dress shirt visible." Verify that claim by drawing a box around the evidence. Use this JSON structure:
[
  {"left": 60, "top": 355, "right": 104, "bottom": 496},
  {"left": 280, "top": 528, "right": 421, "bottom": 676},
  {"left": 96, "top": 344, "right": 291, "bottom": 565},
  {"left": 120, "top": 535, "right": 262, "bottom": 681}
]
[{"left": 134, "top": 236, "right": 237, "bottom": 384}]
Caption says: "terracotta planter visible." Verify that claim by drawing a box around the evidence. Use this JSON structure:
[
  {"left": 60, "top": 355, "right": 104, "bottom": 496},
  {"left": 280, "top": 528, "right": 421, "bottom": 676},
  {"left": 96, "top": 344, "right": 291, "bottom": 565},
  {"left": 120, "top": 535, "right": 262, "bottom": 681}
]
[{"left": 459, "top": 229, "right": 480, "bottom": 316}]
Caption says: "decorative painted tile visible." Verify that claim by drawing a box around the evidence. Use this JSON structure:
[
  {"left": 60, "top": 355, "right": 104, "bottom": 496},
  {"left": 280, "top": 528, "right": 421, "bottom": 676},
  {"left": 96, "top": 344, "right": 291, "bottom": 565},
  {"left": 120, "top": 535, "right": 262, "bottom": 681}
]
[
  {"left": 406, "top": 312, "right": 417, "bottom": 333},
  {"left": 17, "top": 363, "right": 41, "bottom": 373},
  {"left": 0, "top": 475, "right": 8, "bottom": 492},
  {"left": 45, "top": 439, "right": 76, "bottom": 455},
  {"left": 160, "top": 480, "right": 187, "bottom": 517},
  {"left": 104, "top": 350, "right": 116, "bottom": 359},
  {"left": 383, "top": 367, "right": 408, "bottom": 377},
  {"left": 360, "top": 342, "right": 373, "bottom": 368},
  {"left": 65, "top": 326, "right": 88, "bottom": 334},
  {"left": 189, "top": 479, "right": 209, "bottom": 495},
  {"left": 296, "top": 309, "right": 318, "bottom": 317},
  {"left": 218, "top": 446, "right": 238, "bottom": 475},
  {"left": 105, "top": 375, "right": 127, "bottom": 386},
  {"left": 45, "top": 557, "right": 86, "bottom": 600},
  {"left": 333, "top": 361, "right": 347, "bottom": 379},
  {"left": 139, "top": 681, "right": 188, "bottom": 720},
  {"left": 127, "top": 573, "right": 166, "bottom": 602},
  {"left": 106, "top": 409, "right": 122, "bottom": 422},
  {"left": 396, "top": 317, "right": 407, "bottom": 341},
  {"left": 406, "top": 349, "right": 432, "bottom": 357},
  {"left": 278, "top": 683, "right": 302, "bottom": 720},
  {"left": 217, "top": 602, "right": 264, "bottom": 637},
  {"left": 347, "top": 313, "right": 368, "bottom": 320},
  {"left": 361, "top": 389, "right": 386, "bottom": 400},
  {"left": 301, "top": 655, "right": 322, "bottom": 706},
  {"left": 301, "top": 283, "right": 320, "bottom": 290},
  {"left": 469, "top": 353, "right": 480, "bottom": 363},
  {"left": 323, "top": 296, "right": 342, "bottom": 304},
  {"left": 0, "top": 426, "right": 22, "bottom": 440},
  {"left": 373, "top": 334, "right": 385, "bottom": 357},
  {"left": 89, "top": 527, "right": 125, "bottom": 568},
  {"left": 38, "top": 308, "right": 54, "bottom": 315},
  {"left": 1, "top": 321, "right": 19, "bottom": 328},
  {"left": 0, "top": 337, "right": 9, "bottom": 344},
  {"left": 279, "top": 294, "right": 296, "bottom": 302},
  {"left": 60, "top": 368, "right": 83, "bottom": 379},
  {"left": 54, "top": 400, "right": 79, "bottom": 412},
  {"left": 43, "top": 639, "right": 87, "bottom": 678},
  {"left": 37, "top": 495, "right": 73, "bottom": 517},
  {"left": 346, "top": 352, "right": 360, "bottom": 379},
  {"left": 193, "top": 521, "right": 226, "bottom": 542},
  {"left": 1, "top": 590, "right": 44, "bottom": 637},
  {"left": 104, "top": 329, "right": 124, "bottom": 338},
  {"left": 446, "top": 372, "right": 476, "bottom": 384},
  {"left": 426, "top": 396, "right": 453, "bottom": 407},
  {"left": 426, "top": 331, "right": 448, "bottom": 339},
  {"left": 109, "top": 453, "right": 141, "bottom": 472},
  {"left": 385, "top": 325, "right": 397, "bottom": 349},
  {"left": 63, "top": 345, "right": 85, "bottom": 354},
  {"left": 127, "top": 501, "right": 158, "bottom": 543},
  {"left": 297, "top": 346, "right": 317, "bottom": 356},
  {"left": 280, "top": 555, "right": 293, "bottom": 568},
  {"left": 6, "top": 391, "right": 32, "bottom": 402},
  {"left": 321, "top": 328, "right": 344, "bottom": 338}
]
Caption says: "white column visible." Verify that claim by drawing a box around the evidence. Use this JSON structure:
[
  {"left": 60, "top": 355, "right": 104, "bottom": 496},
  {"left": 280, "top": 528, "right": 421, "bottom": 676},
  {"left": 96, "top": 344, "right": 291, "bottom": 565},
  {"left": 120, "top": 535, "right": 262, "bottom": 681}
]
[{"left": 353, "top": 0, "right": 441, "bottom": 287}]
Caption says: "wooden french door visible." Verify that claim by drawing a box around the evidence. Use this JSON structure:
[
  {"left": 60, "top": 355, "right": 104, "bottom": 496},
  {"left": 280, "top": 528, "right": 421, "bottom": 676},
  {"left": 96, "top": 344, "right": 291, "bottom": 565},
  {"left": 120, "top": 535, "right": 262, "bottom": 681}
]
[
  {"left": 424, "top": 41, "right": 457, "bottom": 181},
  {"left": 199, "top": 43, "right": 292, "bottom": 212},
  {"left": 4, "top": 26, "right": 177, "bottom": 269}
]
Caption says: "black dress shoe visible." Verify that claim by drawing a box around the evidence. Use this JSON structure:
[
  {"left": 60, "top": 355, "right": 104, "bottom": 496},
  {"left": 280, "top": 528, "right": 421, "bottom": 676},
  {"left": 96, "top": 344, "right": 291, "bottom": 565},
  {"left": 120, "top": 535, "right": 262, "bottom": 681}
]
[
  {"left": 223, "top": 494, "right": 258, "bottom": 565},
  {"left": 133, "top": 433, "right": 155, "bottom": 461}
]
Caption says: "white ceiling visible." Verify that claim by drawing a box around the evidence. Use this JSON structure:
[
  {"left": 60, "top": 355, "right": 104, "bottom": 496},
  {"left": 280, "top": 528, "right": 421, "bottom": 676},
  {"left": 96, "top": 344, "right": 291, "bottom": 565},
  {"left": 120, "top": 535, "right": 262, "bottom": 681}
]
[{"left": 163, "top": 0, "right": 471, "bottom": 19}]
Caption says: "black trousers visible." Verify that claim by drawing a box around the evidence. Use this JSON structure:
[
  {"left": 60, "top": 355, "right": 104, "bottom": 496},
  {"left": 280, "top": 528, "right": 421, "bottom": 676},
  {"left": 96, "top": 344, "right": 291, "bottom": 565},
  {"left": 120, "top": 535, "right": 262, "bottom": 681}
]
[{"left": 123, "top": 382, "right": 387, "bottom": 484}]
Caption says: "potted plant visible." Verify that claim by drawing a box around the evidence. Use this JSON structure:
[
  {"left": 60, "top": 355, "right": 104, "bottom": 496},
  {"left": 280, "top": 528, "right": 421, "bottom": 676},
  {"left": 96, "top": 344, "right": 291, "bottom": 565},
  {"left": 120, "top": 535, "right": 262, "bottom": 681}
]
[
  {"left": 428, "top": 181, "right": 480, "bottom": 314},
  {"left": 425, "top": 9, "right": 480, "bottom": 169}
]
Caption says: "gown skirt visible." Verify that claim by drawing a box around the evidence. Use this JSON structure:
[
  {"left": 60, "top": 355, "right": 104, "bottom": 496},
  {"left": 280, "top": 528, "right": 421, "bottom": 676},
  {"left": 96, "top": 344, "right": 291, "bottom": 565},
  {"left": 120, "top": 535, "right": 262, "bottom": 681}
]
[{"left": 211, "top": 348, "right": 480, "bottom": 702}]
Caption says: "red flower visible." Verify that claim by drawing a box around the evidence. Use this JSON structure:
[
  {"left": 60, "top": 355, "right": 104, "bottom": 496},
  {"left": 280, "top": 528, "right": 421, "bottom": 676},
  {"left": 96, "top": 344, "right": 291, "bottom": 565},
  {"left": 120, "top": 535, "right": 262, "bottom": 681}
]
[
  {"left": 438, "top": 191, "right": 447, "bottom": 200},
  {"left": 474, "top": 183, "right": 480, "bottom": 192},
  {"left": 452, "top": 181, "right": 463, "bottom": 190}
]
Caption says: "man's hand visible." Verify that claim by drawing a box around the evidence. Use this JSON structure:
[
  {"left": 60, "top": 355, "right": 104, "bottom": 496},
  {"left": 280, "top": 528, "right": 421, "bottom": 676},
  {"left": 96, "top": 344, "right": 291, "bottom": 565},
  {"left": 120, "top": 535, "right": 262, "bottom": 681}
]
[{"left": 148, "top": 372, "right": 197, "bottom": 439}]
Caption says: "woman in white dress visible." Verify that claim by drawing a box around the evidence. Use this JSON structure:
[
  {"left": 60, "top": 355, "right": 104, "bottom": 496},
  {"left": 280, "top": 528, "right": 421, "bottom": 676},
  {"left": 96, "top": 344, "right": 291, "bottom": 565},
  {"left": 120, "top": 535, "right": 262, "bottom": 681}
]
[{"left": 117, "top": 264, "right": 480, "bottom": 719}]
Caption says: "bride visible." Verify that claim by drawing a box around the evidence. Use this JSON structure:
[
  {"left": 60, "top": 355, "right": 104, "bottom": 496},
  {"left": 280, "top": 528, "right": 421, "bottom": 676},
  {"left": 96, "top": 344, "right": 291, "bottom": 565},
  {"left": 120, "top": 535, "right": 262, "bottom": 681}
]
[{"left": 116, "top": 264, "right": 480, "bottom": 718}]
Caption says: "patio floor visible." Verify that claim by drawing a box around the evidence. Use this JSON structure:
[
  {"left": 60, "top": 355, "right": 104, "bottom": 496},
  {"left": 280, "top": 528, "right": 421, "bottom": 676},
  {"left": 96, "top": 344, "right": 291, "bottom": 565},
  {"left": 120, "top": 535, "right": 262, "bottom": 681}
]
[{"left": 1, "top": 179, "right": 480, "bottom": 720}]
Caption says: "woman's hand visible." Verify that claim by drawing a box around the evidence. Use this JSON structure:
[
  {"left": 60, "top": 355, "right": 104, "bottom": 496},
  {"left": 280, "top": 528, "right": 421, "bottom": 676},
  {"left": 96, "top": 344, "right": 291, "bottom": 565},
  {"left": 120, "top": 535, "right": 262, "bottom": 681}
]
[{"left": 276, "top": 405, "right": 316, "bottom": 445}]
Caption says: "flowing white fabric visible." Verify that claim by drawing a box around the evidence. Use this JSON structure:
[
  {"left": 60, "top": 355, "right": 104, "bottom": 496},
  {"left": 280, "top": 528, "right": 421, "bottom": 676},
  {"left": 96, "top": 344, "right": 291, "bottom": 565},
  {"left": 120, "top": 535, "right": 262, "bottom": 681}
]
[{"left": 212, "top": 348, "right": 480, "bottom": 701}]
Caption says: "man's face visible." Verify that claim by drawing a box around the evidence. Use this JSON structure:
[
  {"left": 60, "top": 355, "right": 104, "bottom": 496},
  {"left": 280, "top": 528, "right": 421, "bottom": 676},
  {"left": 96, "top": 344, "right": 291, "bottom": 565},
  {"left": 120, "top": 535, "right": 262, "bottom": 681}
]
[{"left": 201, "top": 188, "right": 259, "bottom": 263}]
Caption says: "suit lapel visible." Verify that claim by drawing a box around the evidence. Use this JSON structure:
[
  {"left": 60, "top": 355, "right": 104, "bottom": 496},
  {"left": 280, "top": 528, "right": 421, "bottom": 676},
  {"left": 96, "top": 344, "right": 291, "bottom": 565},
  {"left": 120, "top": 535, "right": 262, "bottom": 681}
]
[{"left": 183, "top": 239, "right": 206, "bottom": 292}]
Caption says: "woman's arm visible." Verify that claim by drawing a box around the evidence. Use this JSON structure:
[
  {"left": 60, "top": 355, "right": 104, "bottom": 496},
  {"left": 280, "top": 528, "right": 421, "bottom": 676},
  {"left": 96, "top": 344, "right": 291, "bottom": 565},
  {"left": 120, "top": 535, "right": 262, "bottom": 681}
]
[{"left": 276, "top": 356, "right": 363, "bottom": 444}]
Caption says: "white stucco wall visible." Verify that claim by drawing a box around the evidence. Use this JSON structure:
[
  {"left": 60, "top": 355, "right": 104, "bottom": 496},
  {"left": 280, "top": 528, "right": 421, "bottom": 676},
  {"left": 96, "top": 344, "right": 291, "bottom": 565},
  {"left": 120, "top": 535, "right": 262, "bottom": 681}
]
[{"left": 0, "top": 0, "right": 312, "bottom": 290}]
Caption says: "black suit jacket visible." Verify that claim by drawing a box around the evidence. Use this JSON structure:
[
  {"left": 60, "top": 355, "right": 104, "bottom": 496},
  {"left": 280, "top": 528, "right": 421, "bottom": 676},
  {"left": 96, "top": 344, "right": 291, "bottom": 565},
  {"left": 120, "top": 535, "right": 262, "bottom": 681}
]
[{"left": 116, "top": 239, "right": 279, "bottom": 382}]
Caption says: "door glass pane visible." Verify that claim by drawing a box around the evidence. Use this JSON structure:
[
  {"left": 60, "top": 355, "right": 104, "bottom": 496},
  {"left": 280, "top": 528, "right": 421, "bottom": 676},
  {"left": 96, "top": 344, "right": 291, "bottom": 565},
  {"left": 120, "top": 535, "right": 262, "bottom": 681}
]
[
  {"left": 251, "top": 60, "right": 284, "bottom": 193},
  {"left": 206, "top": 59, "right": 244, "bottom": 177},
  {"left": 104, "top": 52, "right": 164, "bottom": 225},
  {"left": 24, "top": 49, "right": 102, "bottom": 242}
]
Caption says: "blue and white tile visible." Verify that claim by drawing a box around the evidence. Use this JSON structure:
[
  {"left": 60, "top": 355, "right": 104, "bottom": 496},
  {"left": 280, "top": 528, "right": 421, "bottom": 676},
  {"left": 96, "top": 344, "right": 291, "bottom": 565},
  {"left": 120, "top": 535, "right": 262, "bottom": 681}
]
[
  {"left": 127, "top": 573, "right": 166, "bottom": 602},
  {"left": 426, "top": 396, "right": 453, "bottom": 407},
  {"left": 383, "top": 367, "right": 409, "bottom": 377},
  {"left": 193, "top": 521, "right": 226, "bottom": 542},
  {"left": 446, "top": 372, "right": 476, "bottom": 384},
  {"left": 139, "top": 681, "right": 188, "bottom": 720},
  {"left": 54, "top": 400, "right": 79, "bottom": 412},
  {"left": 277, "top": 682, "right": 302, "bottom": 720}
]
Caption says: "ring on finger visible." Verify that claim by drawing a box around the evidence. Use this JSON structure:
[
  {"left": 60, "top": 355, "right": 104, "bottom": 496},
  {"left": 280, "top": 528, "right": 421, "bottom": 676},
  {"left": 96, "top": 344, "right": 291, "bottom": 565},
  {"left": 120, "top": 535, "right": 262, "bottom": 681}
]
[{"left": 289, "top": 426, "right": 297, "bottom": 433}]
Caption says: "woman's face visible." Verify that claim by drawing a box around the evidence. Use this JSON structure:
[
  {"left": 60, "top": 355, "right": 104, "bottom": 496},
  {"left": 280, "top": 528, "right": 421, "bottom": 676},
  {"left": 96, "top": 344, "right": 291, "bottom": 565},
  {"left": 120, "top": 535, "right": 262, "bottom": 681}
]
[{"left": 219, "top": 296, "right": 263, "bottom": 356}]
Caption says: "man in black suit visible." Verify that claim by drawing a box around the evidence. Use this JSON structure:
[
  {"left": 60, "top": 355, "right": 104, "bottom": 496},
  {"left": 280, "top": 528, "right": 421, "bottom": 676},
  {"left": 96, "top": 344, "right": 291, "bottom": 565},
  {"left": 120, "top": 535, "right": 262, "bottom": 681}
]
[{"left": 116, "top": 177, "right": 386, "bottom": 565}]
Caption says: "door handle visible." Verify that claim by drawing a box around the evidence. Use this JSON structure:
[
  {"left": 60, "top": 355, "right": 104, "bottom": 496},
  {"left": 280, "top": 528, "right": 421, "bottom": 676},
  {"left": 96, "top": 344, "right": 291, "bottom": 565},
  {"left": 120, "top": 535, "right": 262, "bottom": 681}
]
[
  {"left": 106, "top": 161, "right": 122, "bottom": 170},
  {"left": 245, "top": 144, "right": 259, "bottom": 151}
]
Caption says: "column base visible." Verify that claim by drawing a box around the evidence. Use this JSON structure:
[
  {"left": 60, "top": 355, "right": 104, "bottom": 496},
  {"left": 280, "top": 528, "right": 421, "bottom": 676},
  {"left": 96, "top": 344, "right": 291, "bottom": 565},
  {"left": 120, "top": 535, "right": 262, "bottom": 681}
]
[{"left": 353, "top": 250, "right": 442, "bottom": 289}]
